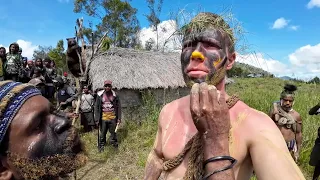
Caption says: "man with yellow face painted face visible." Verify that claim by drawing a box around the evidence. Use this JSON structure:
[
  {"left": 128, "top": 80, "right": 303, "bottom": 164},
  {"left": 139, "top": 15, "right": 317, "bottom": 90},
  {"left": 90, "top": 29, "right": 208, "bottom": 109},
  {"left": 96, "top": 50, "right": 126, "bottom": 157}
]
[
  {"left": 269, "top": 84, "right": 302, "bottom": 163},
  {"left": 143, "top": 12, "right": 305, "bottom": 180}
]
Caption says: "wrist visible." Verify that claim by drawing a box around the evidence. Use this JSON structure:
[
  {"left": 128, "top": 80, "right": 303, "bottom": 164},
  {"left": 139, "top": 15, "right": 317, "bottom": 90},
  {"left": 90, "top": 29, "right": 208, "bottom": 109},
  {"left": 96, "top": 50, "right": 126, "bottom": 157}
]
[{"left": 202, "top": 134, "right": 230, "bottom": 159}]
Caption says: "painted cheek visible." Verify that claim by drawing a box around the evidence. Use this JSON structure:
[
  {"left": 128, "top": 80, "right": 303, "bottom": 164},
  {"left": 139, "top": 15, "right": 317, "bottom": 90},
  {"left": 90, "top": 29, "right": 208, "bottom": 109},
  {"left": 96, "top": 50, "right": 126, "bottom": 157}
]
[
  {"left": 213, "top": 58, "right": 223, "bottom": 67},
  {"left": 204, "top": 52, "right": 220, "bottom": 69},
  {"left": 181, "top": 50, "right": 192, "bottom": 67}
]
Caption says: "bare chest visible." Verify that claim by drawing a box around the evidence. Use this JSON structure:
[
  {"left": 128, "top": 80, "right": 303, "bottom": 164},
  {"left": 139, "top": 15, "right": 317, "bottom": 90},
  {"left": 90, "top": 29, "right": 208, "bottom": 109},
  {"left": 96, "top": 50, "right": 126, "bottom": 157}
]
[{"left": 160, "top": 108, "right": 252, "bottom": 179}]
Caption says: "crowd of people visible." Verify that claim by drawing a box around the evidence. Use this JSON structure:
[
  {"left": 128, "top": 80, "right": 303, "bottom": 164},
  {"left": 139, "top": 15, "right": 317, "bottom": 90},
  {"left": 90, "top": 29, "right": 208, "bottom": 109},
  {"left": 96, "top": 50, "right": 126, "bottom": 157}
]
[{"left": 0, "top": 42, "right": 59, "bottom": 100}]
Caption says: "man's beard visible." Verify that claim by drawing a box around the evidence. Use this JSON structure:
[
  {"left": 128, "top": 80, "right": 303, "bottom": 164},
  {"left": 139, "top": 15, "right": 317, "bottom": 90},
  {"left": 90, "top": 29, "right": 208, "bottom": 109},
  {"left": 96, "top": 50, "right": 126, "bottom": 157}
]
[{"left": 6, "top": 128, "right": 88, "bottom": 180}]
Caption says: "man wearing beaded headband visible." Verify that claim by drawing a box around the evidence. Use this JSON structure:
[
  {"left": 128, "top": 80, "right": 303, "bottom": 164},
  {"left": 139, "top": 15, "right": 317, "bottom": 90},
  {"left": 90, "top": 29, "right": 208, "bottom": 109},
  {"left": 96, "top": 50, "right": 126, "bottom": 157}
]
[
  {"left": 144, "top": 12, "right": 305, "bottom": 180},
  {"left": 269, "top": 84, "right": 302, "bottom": 163},
  {"left": 0, "top": 81, "right": 87, "bottom": 180}
]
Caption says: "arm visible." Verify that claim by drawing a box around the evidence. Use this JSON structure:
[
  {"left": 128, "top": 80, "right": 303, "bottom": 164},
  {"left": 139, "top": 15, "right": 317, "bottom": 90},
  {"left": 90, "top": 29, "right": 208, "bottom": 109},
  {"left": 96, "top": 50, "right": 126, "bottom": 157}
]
[
  {"left": 249, "top": 115, "right": 305, "bottom": 180},
  {"left": 94, "top": 95, "right": 101, "bottom": 123},
  {"left": 309, "top": 103, "right": 320, "bottom": 115},
  {"left": 66, "top": 86, "right": 77, "bottom": 103},
  {"left": 203, "top": 135, "right": 234, "bottom": 180},
  {"left": 115, "top": 96, "right": 122, "bottom": 122},
  {"left": 143, "top": 107, "right": 165, "bottom": 180},
  {"left": 295, "top": 115, "right": 303, "bottom": 158}
]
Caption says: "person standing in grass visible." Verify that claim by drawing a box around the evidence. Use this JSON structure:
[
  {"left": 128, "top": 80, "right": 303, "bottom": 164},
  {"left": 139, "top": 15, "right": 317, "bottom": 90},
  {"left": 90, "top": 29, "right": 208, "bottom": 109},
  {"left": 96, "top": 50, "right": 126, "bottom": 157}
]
[
  {"left": 94, "top": 80, "right": 122, "bottom": 151},
  {"left": 80, "top": 85, "right": 96, "bottom": 132},
  {"left": 269, "top": 84, "right": 302, "bottom": 163}
]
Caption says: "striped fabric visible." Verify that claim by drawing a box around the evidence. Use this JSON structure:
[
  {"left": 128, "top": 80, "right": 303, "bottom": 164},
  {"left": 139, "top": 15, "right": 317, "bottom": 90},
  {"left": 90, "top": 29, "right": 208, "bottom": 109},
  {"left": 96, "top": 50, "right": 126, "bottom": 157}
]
[{"left": 0, "top": 81, "right": 41, "bottom": 144}]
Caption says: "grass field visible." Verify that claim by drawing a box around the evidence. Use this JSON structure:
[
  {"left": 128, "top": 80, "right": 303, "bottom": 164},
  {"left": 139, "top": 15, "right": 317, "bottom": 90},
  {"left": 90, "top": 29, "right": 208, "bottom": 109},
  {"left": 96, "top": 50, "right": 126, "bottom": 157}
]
[{"left": 75, "top": 77, "right": 320, "bottom": 179}]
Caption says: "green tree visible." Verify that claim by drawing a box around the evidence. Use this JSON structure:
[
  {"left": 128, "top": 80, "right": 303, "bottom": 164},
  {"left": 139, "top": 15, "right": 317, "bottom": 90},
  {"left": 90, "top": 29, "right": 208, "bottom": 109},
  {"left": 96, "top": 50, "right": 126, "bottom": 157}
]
[
  {"left": 74, "top": 0, "right": 140, "bottom": 48},
  {"left": 308, "top": 76, "right": 320, "bottom": 84},
  {"left": 33, "top": 46, "right": 53, "bottom": 59},
  {"left": 47, "top": 40, "right": 67, "bottom": 74},
  {"left": 144, "top": 0, "right": 164, "bottom": 50}
]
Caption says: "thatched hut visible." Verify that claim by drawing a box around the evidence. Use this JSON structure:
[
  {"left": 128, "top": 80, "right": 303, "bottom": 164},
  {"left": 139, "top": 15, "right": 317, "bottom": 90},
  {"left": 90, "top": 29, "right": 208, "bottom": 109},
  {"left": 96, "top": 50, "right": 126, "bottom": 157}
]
[{"left": 87, "top": 48, "right": 190, "bottom": 120}]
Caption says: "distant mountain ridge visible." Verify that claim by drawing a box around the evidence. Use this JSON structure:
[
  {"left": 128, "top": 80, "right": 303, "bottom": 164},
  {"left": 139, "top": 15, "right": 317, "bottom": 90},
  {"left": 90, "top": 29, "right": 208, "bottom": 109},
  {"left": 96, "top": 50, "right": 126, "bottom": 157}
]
[
  {"left": 228, "top": 62, "right": 273, "bottom": 77},
  {"left": 279, "top": 76, "right": 293, "bottom": 80}
]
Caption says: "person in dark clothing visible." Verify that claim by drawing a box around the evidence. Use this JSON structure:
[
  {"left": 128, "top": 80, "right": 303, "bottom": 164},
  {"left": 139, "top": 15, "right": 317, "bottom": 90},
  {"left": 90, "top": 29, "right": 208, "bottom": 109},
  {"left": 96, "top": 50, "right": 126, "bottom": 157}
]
[
  {"left": 4, "top": 43, "right": 22, "bottom": 81},
  {"left": 94, "top": 80, "right": 121, "bottom": 151},
  {"left": 310, "top": 127, "right": 320, "bottom": 180},
  {"left": 54, "top": 76, "right": 77, "bottom": 113},
  {"left": 0, "top": 47, "right": 6, "bottom": 81},
  {"left": 31, "top": 58, "right": 46, "bottom": 78},
  {"left": 43, "top": 58, "right": 57, "bottom": 100}
]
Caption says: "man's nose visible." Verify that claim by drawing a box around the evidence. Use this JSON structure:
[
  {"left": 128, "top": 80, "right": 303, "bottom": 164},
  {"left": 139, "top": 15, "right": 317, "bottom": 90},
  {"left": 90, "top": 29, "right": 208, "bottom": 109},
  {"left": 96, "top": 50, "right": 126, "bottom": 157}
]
[
  {"left": 190, "top": 43, "right": 205, "bottom": 62},
  {"left": 54, "top": 116, "right": 71, "bottom": 134}
]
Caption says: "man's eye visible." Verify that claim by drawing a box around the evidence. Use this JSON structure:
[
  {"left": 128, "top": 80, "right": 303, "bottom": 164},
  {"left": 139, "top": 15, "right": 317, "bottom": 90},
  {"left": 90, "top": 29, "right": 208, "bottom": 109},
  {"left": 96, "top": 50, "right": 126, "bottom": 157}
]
[
  {"left": 34, "top": 119, "right": 43, "bottom": 132},
  {"left": 183, "top": 41, "right": 195, "bottom": 49},
  {"left": 203, "top": 41, "right": 220, "bottom": 49}
]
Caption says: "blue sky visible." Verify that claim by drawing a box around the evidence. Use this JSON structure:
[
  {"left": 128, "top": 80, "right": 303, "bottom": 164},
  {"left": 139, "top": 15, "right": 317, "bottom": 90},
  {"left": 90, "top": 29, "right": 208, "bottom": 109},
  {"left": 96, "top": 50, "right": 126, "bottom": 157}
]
[{"left": 1, "top": 0, "right": 320, "bottom": 79}]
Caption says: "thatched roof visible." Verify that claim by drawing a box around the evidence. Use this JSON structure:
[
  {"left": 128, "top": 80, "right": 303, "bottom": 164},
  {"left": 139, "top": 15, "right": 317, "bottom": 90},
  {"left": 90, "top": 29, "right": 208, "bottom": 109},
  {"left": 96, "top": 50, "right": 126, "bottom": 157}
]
[{"left": 87, "top": 48, "right": 186, "bottom": 90}]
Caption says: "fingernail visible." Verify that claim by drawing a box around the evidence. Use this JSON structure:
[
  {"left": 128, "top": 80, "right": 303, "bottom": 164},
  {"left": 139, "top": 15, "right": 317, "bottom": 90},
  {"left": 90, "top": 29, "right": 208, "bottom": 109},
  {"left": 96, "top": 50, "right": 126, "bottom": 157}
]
[
  {"left": 208, "top": 85, "right": 217, "bottom": 90},
  {"left": 191, "top": 83, "right": 200, "bottom": 93},
  {"left": 200, "top": 82, "right": 208, "bottom": 87}
]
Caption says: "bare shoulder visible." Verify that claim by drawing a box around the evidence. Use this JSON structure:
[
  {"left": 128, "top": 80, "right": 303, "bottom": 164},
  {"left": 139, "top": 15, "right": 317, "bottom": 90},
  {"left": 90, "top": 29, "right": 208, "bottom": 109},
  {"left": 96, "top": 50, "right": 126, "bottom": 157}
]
[
  {"left": 158, "top": 95, "right": 189, "bottom": 125},
  {"left": 292, "top": 110, "right": 302, "bottom": 122},
  {"left": 235, "top": 101, "right": 287, "bottom": 149}
]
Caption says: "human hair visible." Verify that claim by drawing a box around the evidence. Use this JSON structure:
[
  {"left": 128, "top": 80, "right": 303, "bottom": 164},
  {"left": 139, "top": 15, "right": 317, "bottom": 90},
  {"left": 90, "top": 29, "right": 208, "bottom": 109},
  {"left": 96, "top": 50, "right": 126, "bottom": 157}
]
[
  {"left": 280, "top": 84, "right": 297, "bottom": 99},
  {"left": 182, "top": 12, "right": 235, "bottom": 53}
]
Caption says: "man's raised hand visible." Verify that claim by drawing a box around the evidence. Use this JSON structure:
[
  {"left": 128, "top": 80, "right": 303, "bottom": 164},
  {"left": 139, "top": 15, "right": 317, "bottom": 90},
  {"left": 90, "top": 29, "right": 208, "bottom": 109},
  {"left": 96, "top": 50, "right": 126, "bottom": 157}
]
[{"left": 190, "top": 82, "right": 231, "bottom": 139}]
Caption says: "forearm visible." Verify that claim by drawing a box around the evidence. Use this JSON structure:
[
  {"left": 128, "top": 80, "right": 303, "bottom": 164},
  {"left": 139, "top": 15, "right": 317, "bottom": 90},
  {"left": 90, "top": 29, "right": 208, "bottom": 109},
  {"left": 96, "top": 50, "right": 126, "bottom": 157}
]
[
  {"left": 296, "top": 132, "right": 302, "bottom": 152},
  {"left": 203, "top": 135, "right": 235, "bottom": 180},
  {"left": 116, "top": 104, "right": 122, "bottom": 120},
  {"left": 144, "top": 150, "right": 163, "bottom": 180}
]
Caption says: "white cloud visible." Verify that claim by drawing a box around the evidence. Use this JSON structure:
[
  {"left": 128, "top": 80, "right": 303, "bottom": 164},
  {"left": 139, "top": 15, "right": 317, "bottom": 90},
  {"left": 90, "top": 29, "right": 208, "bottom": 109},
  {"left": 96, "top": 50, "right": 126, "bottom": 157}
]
[
  {"left": 0, "top": 40, "right": 38, "bottom": 59},
  {"left": 138, "top": 20, "right": 181, "bottom": 52},
  {"left": 307, "top": 0, "right": 320, "bottom": 8},
  {"left": 289, "top": 25, "right": 299, "bottom": 31},
  {"left": 234, "top": 43, "right": 320, "bottom": 80},
  {"left": 289, "top": 43, "right": 320, "bottom": 67},
  {"left": 271, "top": 17, "right": 290, "bottom": 29},
  {"left": 236, "top": 53, "right": 292, "bottom": 75}
]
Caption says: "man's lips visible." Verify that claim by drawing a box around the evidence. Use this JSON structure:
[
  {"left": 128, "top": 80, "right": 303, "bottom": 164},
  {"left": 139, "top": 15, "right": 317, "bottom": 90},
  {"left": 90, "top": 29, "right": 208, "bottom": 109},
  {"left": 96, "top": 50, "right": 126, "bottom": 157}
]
[{"left": 186, "top": 68, "right": 209, "bottom": 78}]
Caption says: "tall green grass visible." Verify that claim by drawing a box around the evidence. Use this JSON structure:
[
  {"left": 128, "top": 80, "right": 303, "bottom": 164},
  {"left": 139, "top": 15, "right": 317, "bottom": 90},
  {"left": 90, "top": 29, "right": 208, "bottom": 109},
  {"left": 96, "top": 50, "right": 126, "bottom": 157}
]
[{"left": 77, "top": 78, "right": 320, "bottom": 179}]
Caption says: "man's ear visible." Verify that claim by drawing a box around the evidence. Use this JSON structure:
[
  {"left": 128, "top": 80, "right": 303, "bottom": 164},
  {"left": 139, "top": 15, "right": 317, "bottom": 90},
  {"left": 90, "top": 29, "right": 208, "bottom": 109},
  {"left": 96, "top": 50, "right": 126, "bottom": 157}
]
[
  {"left": 0, "top": 156, "right": 13, "bottom": 180},
  {"left": 226, "top": 52, "right": 236, "bottom": 70}
]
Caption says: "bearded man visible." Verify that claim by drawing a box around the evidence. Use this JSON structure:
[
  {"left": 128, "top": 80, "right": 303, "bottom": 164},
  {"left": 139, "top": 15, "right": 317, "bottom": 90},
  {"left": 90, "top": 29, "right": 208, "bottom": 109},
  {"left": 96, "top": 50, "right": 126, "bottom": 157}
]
[
  {"left": 143, "top": 12, "right": 305, "bottom": 180},
  {"left": 269, "top": 84, "right": 302, "bottom": 163},
  {"left": 0, "top": 80, "right": 87, "bottom": 180}
]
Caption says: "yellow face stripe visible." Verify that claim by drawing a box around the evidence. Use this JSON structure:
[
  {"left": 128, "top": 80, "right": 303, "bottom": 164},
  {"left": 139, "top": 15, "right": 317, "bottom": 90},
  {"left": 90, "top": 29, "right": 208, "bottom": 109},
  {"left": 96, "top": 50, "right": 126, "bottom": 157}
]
[{"left": 213, "top": 58, "right": 222, "bottom": 67}]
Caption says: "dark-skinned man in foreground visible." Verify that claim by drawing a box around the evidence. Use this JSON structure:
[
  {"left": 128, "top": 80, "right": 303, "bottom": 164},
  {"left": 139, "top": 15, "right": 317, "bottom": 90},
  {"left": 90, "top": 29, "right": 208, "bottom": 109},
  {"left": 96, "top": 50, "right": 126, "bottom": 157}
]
[
  {"left": 143, "top": 12, "right": 305, "bottom": 180},
  {"left": 0, "top": 80, "right": 87, "bottom": 180}
]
